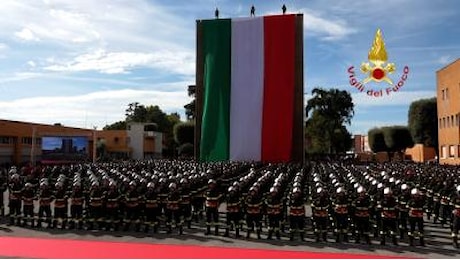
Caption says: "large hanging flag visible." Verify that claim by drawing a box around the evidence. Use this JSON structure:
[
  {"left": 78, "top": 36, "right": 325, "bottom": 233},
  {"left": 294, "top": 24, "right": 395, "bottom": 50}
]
[{"left": 196, "top": 14, "right": 303, "bottom": 163}]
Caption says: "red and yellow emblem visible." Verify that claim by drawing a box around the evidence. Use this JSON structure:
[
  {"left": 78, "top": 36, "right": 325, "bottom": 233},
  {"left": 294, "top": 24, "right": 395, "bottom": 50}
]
[{"left": 360, "top": 29, "right": 395, "bottom": 85}]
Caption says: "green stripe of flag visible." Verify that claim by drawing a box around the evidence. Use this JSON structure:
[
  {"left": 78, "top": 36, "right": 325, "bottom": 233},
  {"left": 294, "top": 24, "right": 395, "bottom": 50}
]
[{"left": 199, "top": 19, "right": 231, "bottom": 161}]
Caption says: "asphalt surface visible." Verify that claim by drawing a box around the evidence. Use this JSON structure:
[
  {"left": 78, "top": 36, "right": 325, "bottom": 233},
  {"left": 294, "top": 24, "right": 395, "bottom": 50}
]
[{"left": 0, "top": 206, "right": 459, "bottom": 259}]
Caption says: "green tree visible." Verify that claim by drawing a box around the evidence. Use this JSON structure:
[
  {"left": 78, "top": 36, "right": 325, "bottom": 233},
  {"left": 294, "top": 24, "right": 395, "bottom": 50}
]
[
  {"left": 369, "top": 126, "right": 414, "bottom": 161},
  {"left": 103, "top": 121, "right": 126, "bottom": 130},
  {"left": 382, "top": 125, "right": 414, "bottom": 160},
  {"left": 305, "top": 87, "right": 354, "bottom": 154},
  {"left": 184, "top": 85, "right": 196, "bottom": 120},
  {"left": 178, "top": 143, "right": 194, "bottom": 157},
  {"left": 174, "top": 121, "right": 195, "bottom": 145},
  {"left": 408, "top": 97, "right": 438, "bottom": 155},
  {"left": 368, "top": 127, "right": 387, "bottom": 153},
  {"left": 305, "top": 111, "right": 330, "bottom": 154}
]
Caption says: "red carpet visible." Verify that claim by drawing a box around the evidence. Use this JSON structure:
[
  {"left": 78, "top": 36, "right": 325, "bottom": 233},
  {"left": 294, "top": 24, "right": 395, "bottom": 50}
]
[{"left": 0, "top": 236, "right": 404, "bottom": 259}]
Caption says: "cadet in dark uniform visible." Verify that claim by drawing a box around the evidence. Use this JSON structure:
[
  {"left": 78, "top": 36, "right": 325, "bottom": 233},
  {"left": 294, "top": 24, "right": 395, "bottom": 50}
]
[
  {"left": 224, "top": 185, "right": 242, "bottom": 238},
  {"left": 37, "top": 180, "right": 53, "bottom": 228},
  {"left": 69, "top": 182, "right": 84, "bottom": 229},
  {"left": 440, "top": 182, "right": 454, "bottom": 227},
  {"left": 245, "top": 186, "right": 263, "bottom": 239},
  {"left": 288, "top": 187, "right": 305, "bottom": 241},
  {"left": 408, "top": 188, "right": 425, "bottom": 246},
  {"left": 124, "top": 181, "right": 141, "bottom": 232},
  {"left": 22, "top": 182, "right": 36, "bottom": 227},
  {"left": 333, "top": 187, "right": 350, "bottom": 243},
  {"left": 353, "top": 186, "right": 371, "bottom": 244},
  {"left": 166, "top": 182, "right": 182, "bottom": 234},
  {"left": 266, "top": 187, "right": 282, "bottom": 240},
  {"left": 379, "top": 187, "right": 398, "bottom": 245},
  {"left": 88, "top": 182, "right": 104, "bottom": 230},
  {"left": 0, "top": 169, "right": 7, "bottom": 217},
  {"left": 312, "top": 187, "right": 330, "bottom": 242},
  {"left": 8, "top": 173, "right": 23, "bottom": 226},
  {"left": 398, "top": 184, "right": 410, "bottom": 239},
  {"left": 179, "top": 178, "right": 192, "bottom": 229},
  {"left": 104, "top": 181, "right": 121, "bottom": 231},
  {"left": 432, "top": 181, "right": 442, "bottom": 224},
  {"left": 53, "top": 182, "right": 68, "bottom": 229},
  {"left": 144, "top": 182, "right": 160, "bottom": 233},
  {"left": 205, "top": 179, "right": 221, "bottom": 236},
  {"left": 451, "top": 185, "right": 460, "bottom": 248}
]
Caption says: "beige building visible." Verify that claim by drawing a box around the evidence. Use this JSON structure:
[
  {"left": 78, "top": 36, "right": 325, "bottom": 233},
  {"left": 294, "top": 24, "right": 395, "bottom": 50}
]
[{"left": 437, "top": 58, "right": 460, "bottom": 165}]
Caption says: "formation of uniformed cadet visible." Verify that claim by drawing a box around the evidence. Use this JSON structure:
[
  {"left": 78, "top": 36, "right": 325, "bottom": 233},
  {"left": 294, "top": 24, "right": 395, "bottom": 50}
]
[{"left": 2, "top": 160, "right": 460, "bottom": 250}]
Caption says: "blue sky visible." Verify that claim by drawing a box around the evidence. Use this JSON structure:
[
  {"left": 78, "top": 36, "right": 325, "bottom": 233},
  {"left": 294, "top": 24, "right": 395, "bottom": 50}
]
[{"left": 0, "top": 0, "right": 458, "bottom": 135}]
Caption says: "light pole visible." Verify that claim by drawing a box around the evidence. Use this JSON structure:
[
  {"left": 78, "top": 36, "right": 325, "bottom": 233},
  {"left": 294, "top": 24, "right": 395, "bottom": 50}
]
[{"left": 93, "top": 126, "right": 97, "bottom": 164}]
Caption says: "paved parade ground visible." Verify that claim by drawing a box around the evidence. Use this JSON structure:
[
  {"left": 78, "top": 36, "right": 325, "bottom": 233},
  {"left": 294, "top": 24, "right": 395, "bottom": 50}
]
[{"left": 0, "top": 214, "right": 459, "bottom": 259}]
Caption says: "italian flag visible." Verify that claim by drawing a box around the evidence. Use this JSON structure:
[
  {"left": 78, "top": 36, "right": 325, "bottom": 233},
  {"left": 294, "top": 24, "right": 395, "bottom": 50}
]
[{"left": 197, "top": 14, "right": 302, "bottom": 162}]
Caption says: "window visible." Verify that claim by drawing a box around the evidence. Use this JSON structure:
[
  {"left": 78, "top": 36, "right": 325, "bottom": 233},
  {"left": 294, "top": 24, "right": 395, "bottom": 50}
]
[
  {"left": 114, "top": 137, "right": 119, "bottom": 143},
  {"left": 458, "top": 145, "right": 460, "bottom": 157},
  {"left": 443, "top": 118, "right": 446, "bottom": 128},
  {"left": 439, "top": 118, "right": 442, "bottom": 128},
  {"left": 0, "top": 136, "right": 10, "bottom": 144},
  {"left": 446, "top": 88, "right": 449, "bottom": 99},
  {"left": 450, "top": 145, "right": 456, "bottom": 158},
  {"left": 442, "top": 89, "right": 445, "bottom": 100},
  {"left": 451, "top": 115, "right": 454, "bottom": 126},
  {"left": 441, "top": 146, "right": 447, "bottom": 159},
  {"left": 21, "top": 137, "right": 33, "bottom": 144}
]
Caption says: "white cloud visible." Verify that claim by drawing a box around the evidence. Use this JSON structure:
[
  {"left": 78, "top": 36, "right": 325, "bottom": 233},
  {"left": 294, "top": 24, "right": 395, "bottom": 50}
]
[
  {"left": 268, "top": 8, "right": 357, "bottom": 41},
  {"left": 44, "top": 49, "right": 194, "bottom": 75},
  {"left": 27, "top": 60, "right": 36, "bottom": 67},
  {"left": 12, "top": 0, "right": 188, "bottom": 48},
  {"left": 0, "top": 88, "right": 192, "bottom": 129},
  {"left": 14, "top": 28, "right": 40, "bottom": 41},
  {"left": 302, "top": 10, "right": 357, "bottom": 40},
  {"left": 437, "top": 55, "right": 452, "bottom": 65}
]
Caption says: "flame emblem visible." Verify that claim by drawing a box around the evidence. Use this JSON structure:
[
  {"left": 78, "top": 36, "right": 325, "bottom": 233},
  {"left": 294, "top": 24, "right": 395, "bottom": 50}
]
[{"left": 360, "top": 29, "right": 395, "bottom": 85}]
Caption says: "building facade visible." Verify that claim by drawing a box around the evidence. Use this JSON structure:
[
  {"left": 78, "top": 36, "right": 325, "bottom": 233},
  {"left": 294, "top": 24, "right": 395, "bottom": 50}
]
[
  {"left": 0, "top": 119, "right": 163, "bottom": 166},
  {"left": 437, "top": 58, "right": 460, "bottom": 165}
]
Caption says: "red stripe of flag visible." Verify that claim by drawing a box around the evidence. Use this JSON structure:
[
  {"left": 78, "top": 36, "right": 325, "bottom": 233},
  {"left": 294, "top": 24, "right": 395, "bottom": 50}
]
[{"left": 261, "top": 14, "right": 296, "bottom": 162}]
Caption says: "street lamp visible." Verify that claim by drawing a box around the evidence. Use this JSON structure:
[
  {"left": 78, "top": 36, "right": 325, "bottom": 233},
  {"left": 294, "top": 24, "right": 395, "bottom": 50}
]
[{"left": 93, "top": 126, "right": 97, "bottom": 164}]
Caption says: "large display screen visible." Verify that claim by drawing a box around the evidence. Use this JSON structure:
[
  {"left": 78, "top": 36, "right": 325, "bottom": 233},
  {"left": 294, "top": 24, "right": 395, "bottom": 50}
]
[{"left": 41, "top": 136, "right": 88, "bottom": 162}]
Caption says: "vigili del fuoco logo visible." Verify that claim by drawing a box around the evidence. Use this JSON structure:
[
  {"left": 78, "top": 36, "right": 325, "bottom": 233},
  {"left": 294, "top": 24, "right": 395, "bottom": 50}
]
[{"left": 347, "top": 29, "right": 409, "bottom": 97}]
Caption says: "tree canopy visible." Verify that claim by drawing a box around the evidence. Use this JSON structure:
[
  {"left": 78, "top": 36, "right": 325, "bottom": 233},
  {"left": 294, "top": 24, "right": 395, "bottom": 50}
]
[
  {"left": 408, "top": 97, "right": 438, "bottom": 154},
  {"left": 368, "top": 125, "right": 414, "bottom": 160},
  {"left": 368, "top": 127, "right": 387, "bottom": 153},
  {"left": 305, "top": 88, "right": 354, "bottom": 154}
]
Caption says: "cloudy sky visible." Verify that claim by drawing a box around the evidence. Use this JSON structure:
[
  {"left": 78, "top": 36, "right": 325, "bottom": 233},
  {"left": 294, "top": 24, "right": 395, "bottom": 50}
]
[{"left": 0, "top": 0, "right": 458, "bottom": 134}]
